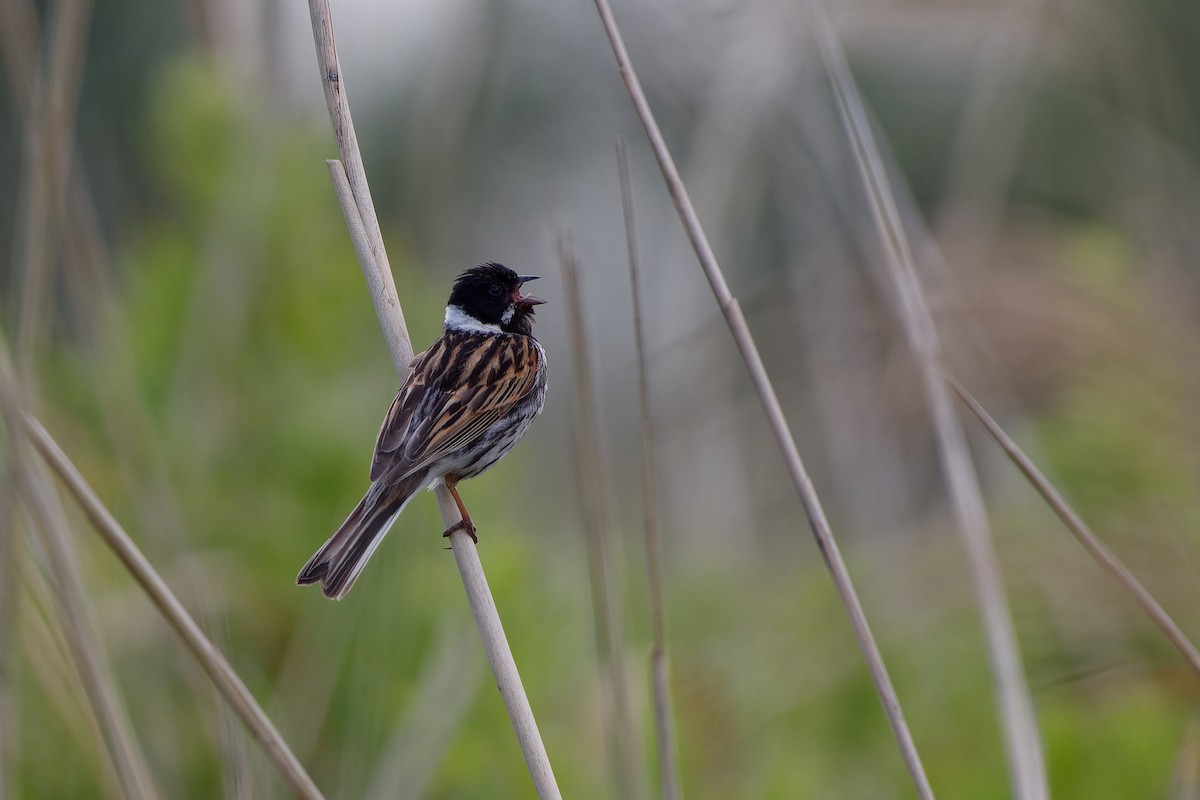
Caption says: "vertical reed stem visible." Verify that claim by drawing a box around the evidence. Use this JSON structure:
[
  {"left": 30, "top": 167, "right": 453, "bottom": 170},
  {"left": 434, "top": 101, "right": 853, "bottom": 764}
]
[
  {"left": 558, "top": 233, "right": 643, "bottom": 800},
  {"left": 812, "top": 7, "right": 1046, "bottom": 796},
  {"left": 308, "top": 5, "right": 560, "bottom": 795},
  {"left": 617, "top": 139, "right": 682, "bottom": 800},
  {"left": 591, "top": 2, "right": 933, "bottom": 795}
]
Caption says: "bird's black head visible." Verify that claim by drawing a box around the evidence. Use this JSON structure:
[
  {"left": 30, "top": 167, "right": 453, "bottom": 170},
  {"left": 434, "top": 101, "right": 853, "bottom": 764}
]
[{"left": 445, "top": 262, "right": 545, "bottom": 336}]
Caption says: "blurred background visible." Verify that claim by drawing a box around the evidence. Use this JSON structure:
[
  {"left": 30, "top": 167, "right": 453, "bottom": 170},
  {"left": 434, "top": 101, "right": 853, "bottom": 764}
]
[{"left": 2, "top": 0, "right": 1200, "bottom": 797}]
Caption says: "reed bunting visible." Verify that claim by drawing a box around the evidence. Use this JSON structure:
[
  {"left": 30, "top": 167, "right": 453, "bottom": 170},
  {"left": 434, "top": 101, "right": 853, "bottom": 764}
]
[{"left": 298, "top": 263, "right": 548, "bottom": 599}]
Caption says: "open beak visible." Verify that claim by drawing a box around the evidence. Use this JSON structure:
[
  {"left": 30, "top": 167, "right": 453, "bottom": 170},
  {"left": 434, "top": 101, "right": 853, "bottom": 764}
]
[{"left": 516, "top": 275, "right": 546, "bottom": 308}]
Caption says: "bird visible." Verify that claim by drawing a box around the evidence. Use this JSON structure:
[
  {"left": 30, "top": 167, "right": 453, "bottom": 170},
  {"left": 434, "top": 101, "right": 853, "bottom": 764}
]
[{"left": 298, "top": 262, "right": 548, "bottom": 599}]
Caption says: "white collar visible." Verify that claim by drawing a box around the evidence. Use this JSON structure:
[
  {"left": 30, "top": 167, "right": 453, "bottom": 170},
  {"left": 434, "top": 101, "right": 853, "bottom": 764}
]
[{"left": 444, "top": 305, "right": 502, "bottom": 334}]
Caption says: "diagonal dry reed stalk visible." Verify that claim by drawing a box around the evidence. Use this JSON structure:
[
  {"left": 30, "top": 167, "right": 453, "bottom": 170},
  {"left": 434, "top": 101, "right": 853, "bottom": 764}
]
[
  {"left": 307, "top": 3, "right": 560, "bottom": 796},
  {"left": 0, "top": 330, "right": 323, "bottom": 800},
  {"left": 617, "top": 139, "right": 682, "bottom": 800},
  {"left": 2, "top": 1, "right": 161, "bottom": 795},
  {"left": 945, "top": 373, "right": 1200, "bottom": 676},
  {"left": 557, "top": 232, "right": 644, "bottom": 800},
  {"left": 14, "top": 412, "right": 326, "bottom": 799},
  {"left": 0, "top": 436, "right": 15, "bottom": 800},
  {"left": 0, "top": 0, "right": 88, "bottom": 791},
  {"left": 14, "top": 528, "right": 128, "bottom": 799},
  {"left": 1, "top": 0, "right": 261, "bottom": 789},
  {"left": 591, "top": 2, "right": 933, "bottom": 796},
  {"left": 1, "top": 335, "right": 158, "bottom": 799},
  {"left": 811, "top": 6, "right": 1047, "bottom": 798},
  {"left": 16, "top": 460, "right": 160, "bottom": 800}
]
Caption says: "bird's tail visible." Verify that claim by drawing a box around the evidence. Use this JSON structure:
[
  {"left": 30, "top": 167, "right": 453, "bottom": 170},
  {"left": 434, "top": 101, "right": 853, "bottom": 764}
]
[{"left": 297, "top": 474, "right": 425, "bottom": 600}]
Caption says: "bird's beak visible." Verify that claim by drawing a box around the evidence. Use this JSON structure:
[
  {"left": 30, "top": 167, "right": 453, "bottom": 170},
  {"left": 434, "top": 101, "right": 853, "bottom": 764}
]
[{"left": 516, "top": 275, "right": 546, "bottom": 308}]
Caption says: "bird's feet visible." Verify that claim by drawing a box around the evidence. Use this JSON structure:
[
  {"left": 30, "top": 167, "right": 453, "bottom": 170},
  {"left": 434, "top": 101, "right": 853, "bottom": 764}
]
[{"left": 442, "top": 517, "right": 478, "bottom": 544}]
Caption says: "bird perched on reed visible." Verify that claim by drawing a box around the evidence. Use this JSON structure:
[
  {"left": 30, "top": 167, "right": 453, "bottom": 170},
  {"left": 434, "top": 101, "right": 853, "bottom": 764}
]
[{"left": 298, "top": 263, "right": 548, "bottom": 599}]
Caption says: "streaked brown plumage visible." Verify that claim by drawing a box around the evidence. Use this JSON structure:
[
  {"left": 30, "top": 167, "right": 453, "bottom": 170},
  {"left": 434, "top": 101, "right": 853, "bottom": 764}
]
[{"left": 298, "top": 263, "right": 547, "bottom": 599}]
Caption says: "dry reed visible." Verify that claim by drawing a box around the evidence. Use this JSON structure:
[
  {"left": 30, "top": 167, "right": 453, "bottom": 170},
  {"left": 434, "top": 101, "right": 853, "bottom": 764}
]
[
  {"left": 591, "top": 1, "right": 933, "bottom": 795},
  {"left": 307, "top": 2, "right": 561, "bottom": 795},
  {"left": 811, "top": 5, "right": 1048, "bottom": 797},
  {"left": 617, "top": 138, "right": 682, "bottom": 800}
]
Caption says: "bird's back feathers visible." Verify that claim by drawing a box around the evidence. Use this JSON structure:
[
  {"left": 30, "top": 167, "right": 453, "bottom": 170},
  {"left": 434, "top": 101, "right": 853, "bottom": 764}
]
[
  {"left": 298, "top": 263, "right": 547, "bottom": 599},
  {"left": 370, "top": 331, "right": 544, "bottom": 482}
]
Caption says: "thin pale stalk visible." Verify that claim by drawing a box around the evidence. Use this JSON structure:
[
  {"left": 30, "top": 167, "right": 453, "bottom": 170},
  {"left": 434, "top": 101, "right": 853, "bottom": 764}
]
[
  {"left": 617, "top": 139, "right": 681, "bottom": 800},
  {"left": 0, "top": 361, "right": 23, "bottom": 800},
  {"left": 812, "top": 8, "right": 1047, "bottom": 798},
  {"left": 5, "top": 0, "right": 261, "bottom": 783},
  {"left": 60, "top": 173, "right": 258, "bottom": 800},
  {"left": 0, "top": 4, "right": 40, "bottom": 787},
  {"left": 558, "top": 234, "right": 643, "bottom": 800},
  {"left": 325, "top": 157, "right": 559, "bottom": 798},
  {"left": 945, "top": 374, "right": 1200, "bottom": 676},
  {"left": 0, "top": 339, "right": 323, "bottom": 800},
  {"left": 325, "top": 159, "right": 402, "bottom": 356},
  {"left": 5, "top": 284, "right": 155, "bottom": 800},
  {"left": 307, "top": 0, "right": 410, "bottom": 375},
  {"left": 307, "top": 4, "right": 559, "bottom": 795},
  {"left": 13, "top": 0, "right": 92, "bottom": 374},
  {"left": 17, "top": 462, "right": 159, "bottom": 800},
  {"left": 590, "top": 2, "right": 933, "bottom": 796},
  {"left": 438, "top": 487, "right": 560, "bottom": 798},
  {"left": 14, "top": 527, "right": 124, "bottom": 799},
  {"left": 6, "top": 2, "right": 96, "bottom": 795},
  {"left": 0, "top": 446, "right": 16, "bottom": 800}
]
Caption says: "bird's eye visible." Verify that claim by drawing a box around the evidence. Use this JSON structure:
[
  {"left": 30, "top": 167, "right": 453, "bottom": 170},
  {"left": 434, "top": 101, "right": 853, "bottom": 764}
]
[{"left": 488, "top": 285, "right": 503, "bottom": 297}]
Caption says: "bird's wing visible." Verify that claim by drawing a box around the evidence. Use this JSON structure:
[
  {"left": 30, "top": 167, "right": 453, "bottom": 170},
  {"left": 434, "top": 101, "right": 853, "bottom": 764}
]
[{"left": 369, "top": 332, "right": 542, "bottom": 482}]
